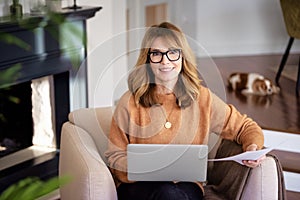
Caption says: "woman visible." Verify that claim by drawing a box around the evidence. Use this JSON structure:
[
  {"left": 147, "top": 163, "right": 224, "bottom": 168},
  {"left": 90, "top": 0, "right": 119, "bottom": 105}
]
[{"left": 105, "top": 22, "right": 265, "bottom": 200}]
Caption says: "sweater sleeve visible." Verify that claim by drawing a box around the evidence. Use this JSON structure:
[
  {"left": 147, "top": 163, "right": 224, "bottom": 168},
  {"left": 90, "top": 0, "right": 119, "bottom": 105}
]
[
  {"left": 104, "top": 93, "right": 135, "bottom": 185},
  {"left": 210, "top": 92, "right": 264, "bottom": 151}
]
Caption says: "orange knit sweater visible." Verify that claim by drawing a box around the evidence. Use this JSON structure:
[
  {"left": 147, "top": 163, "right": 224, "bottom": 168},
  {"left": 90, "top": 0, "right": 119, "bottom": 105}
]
[{"left": 105, "top": 85, "right": 264, "bottom": 190}]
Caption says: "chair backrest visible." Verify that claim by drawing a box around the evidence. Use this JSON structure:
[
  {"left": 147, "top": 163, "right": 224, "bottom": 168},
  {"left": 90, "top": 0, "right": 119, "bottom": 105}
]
[
  {"left": 68, "top": 106, "right": 222, "bottom": 164},
  {"left": 280, "top": 0, "right": 300, "bottom": 38},
  {"left": 68, "top": 107, "right": 113, "bottom": 164}
]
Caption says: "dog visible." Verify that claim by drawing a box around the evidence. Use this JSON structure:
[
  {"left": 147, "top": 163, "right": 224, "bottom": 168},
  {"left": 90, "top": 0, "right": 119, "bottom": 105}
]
[{"left": 228, "top": 72, "right": 280, "bottom": 95}]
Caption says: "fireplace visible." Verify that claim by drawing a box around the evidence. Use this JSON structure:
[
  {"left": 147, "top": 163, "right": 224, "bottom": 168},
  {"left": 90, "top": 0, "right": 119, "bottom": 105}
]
[
  {"left": 0, "top": 80, "right": 34, "bottom": 158},
  {"left": 0, "top": 76, "right": 57, "bottom": 158},
  {"left": 0, "top": 6, "right": 101, "bottom": 192}
]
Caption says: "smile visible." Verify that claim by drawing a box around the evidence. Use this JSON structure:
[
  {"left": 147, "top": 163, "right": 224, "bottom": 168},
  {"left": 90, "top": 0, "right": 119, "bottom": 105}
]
[{"left": 159, "top": 67, "right": 174, "bottom": 72}]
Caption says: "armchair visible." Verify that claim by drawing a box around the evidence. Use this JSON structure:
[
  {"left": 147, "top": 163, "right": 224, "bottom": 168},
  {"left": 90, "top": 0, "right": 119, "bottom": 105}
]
[{"left": 59, "top": 107, "right": 286, "bottom": 200}]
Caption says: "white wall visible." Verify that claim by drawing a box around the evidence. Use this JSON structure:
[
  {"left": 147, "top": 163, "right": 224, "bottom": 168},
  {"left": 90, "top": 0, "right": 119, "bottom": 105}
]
[
  {"left": 127, "top": 0, "right": 300, "bottom": 56},
  {"left": 80, "top": 0, "right": 128, "bottom": 107},
  {"left": 194, "top": 0, "right": 300, "bottom": 57}
]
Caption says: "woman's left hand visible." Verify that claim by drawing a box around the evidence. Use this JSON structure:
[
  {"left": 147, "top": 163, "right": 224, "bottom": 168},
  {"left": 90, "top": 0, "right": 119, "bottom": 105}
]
[{"left": 242, "top": 144, "right": 266, "bottom": 168}]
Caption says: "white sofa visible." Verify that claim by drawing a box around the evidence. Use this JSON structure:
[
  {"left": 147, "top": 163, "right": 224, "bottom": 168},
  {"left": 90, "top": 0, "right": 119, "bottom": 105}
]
[{"left": 59, "top": 107, "right": 286, "bottom": 200}]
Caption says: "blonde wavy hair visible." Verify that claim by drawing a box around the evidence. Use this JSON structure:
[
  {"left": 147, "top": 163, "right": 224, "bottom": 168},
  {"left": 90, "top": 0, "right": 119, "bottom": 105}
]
[{"left": 128, "top": 22, "right": 201, "bottom": 108}]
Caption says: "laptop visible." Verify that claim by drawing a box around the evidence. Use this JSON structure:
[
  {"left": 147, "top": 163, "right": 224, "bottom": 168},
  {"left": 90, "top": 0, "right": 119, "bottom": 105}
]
[{"left": 127, "top": 144, "right": 208, "bottom": 182}]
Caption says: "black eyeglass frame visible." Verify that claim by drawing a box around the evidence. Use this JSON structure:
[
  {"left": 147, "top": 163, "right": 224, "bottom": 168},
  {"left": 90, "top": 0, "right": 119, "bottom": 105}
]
[{"left": 148, "top": 49, "right": 182, "bottom": 63}]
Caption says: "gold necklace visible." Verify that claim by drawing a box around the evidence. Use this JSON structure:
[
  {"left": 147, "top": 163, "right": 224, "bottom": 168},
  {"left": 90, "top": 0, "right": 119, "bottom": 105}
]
[
  {"left": 165, "top": 121, "right": 172, "bottom": 129},
  {"left": 162, "top": 103, "right": 176, "bottom": 129}
]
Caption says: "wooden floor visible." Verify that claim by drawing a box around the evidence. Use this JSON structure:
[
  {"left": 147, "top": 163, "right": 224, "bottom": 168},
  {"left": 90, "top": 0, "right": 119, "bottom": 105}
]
[
  {"left": 210, "top": 54, "right": 300, "bottom": 200},
  {"left": 211, "top": 54, "right": 300, "bottom": 134}
]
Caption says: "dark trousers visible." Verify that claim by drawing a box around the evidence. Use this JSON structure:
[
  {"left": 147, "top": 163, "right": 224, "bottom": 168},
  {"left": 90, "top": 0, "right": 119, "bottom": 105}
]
[{"left": 117, "top": 181, "right": 204, "bottom": 200}]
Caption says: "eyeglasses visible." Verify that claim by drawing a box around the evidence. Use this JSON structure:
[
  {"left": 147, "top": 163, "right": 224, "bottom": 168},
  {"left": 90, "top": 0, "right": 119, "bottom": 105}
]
[{"left": 148, "top": 49, "right": 181, "bottom": 63}]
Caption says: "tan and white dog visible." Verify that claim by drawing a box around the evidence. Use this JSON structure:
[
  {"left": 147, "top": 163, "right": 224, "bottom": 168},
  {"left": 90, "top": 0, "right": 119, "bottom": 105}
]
[{"left": 228, "top": 72, "right": 280, "bottom": 95}]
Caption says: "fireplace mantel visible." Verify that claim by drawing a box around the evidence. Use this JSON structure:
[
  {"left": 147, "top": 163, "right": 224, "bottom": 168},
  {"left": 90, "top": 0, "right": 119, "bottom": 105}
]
[
  {"left": 0, "top": 6, "right": 101, "bottom": 87},
  {"left": 0, "top": 6, "right": 102, "bottom": 192}
]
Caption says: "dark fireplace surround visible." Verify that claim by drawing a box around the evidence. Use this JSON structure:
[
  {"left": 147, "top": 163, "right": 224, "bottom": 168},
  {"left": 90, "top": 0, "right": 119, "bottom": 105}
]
[{"left": 0, "top": 6, "right": 101, "bottom": 192}]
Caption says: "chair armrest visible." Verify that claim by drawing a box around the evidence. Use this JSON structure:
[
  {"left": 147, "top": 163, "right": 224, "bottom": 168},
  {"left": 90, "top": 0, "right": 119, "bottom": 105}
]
[
  {"left": 59, "top": 122, "right": 117, "bottom": 200},
  {"left": 241, "top": 155, "right": 280, "bottom": 200},
  {"left": 205, "top": 140, "right": 285, "bottom": 200}
]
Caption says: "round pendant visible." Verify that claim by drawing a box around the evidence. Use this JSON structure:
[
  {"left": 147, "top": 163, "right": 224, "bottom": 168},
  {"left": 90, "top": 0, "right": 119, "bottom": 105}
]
[{"left": 164, "top": 121, "right": 172, "bottom": 129}]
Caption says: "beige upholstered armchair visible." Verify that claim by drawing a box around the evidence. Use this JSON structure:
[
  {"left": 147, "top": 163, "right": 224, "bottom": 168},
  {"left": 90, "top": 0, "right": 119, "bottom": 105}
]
[{"left": 59, "top": 107, "right": 286, "bottom": 200}]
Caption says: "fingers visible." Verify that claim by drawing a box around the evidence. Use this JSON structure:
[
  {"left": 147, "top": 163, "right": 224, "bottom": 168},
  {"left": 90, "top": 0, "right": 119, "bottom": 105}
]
[
  {"left": 243, "top": 143, "right": 266, "bottom": 168},
  {"left": 243, "top": 155, "right": 266, "bottom": 168}
]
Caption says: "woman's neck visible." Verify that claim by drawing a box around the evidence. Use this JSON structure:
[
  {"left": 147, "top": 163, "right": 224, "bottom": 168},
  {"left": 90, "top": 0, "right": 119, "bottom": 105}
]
[
  {"left": 155, "top": 84, "right": 174, "bottom": 95},
  {"left": 155, "top": 78, "right": 178, "bottom": 95}
]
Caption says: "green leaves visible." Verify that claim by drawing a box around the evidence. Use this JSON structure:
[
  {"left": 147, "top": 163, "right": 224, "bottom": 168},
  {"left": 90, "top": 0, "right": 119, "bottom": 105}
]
[
  {"left": 0, "top": 32, "right": 31, "bottom": 51},
  {"left": 0, "top": 176, "right": 71, "bottom": 200},
  {"left": 0, "top": 63, "right": 22, "bottom": 89}
]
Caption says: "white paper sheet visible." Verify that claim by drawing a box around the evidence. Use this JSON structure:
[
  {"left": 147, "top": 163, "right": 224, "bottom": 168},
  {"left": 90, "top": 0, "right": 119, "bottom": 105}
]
[{"left": 208, "top": 147, "right": 274, "bottom": 165}]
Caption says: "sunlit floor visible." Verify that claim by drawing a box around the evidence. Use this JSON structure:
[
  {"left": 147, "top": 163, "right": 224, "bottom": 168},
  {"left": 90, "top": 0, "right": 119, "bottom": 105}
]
[{"left": 210, "top": 53, "right": 300, "bottom": 133}]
